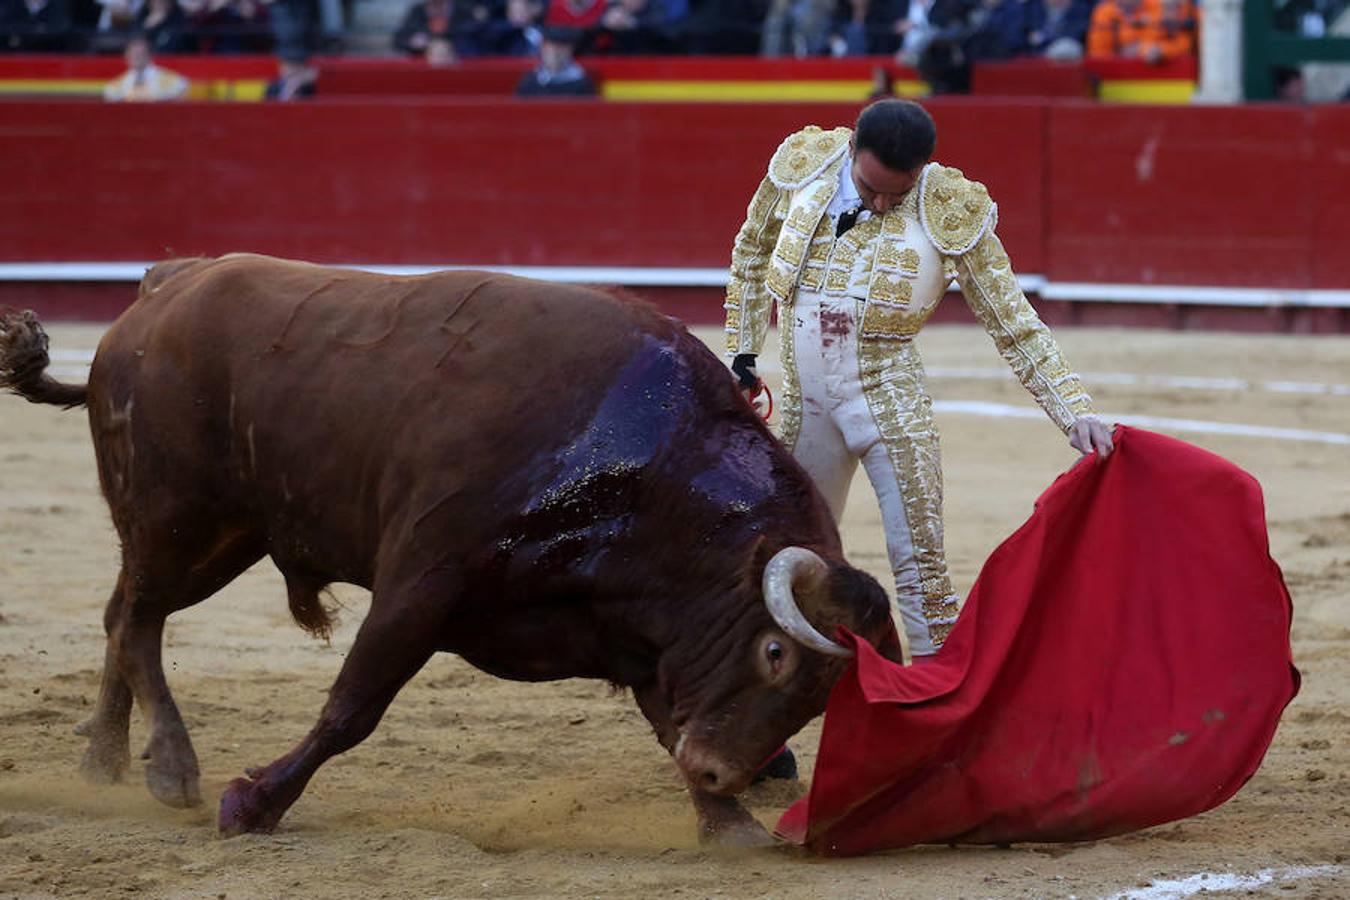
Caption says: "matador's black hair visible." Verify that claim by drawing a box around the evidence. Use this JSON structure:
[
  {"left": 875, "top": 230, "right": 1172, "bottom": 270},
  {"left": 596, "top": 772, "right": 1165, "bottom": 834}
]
[{"left": 853, "top": 99, "right": 937, "bottom": 174}]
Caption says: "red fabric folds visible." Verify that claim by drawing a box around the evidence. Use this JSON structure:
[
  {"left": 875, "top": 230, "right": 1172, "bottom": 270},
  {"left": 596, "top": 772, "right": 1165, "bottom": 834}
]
[{"left": 777, "top": 427, "right": 1299, "bottom": 856}]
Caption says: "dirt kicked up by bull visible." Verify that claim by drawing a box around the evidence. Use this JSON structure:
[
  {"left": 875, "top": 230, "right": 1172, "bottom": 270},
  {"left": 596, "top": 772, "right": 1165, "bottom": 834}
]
[{"left": 0, "top": 253, "right": 902, "bottom": 848}]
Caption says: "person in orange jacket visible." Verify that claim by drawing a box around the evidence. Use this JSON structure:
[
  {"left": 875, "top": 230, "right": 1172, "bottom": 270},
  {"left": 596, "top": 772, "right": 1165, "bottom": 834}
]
[{"left": 1087, "top": 0, "right": 1197, "bottom": 62}]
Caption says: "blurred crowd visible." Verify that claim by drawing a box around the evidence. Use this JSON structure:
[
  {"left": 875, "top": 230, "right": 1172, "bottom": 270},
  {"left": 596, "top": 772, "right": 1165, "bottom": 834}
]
[
  {"left": 4, "top": 0, "right": 1347, "bottom": 100},
  {"left": 0, "top": 0, "right": 1241, "bottom": 60}
]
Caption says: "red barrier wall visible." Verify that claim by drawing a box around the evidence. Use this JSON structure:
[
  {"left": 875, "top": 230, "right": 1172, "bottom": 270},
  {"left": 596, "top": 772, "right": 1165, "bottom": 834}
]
[
  {"left": 0, "top": 98, "right": 1046, "bottom": 272},
  {"left": 1311, "top": 105, "right": 1350, "bottom": 290},
  {"left": 3, "top": 97, "right": 1348, "bottom": 292},
  {"left": 1046, "top": 103, "right": 1315, "bottom": 287}
]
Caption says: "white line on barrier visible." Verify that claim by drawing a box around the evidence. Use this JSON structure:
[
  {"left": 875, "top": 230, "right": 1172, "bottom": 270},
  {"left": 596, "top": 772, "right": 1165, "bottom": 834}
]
[
  {"left": 0, "top": 262, "right": 1047, "bottom": 292},
  {"left": 1101, "top": 864, "right": 1343, "bottom": 900},
  {"left": 10, "top": 262, "right": 1350, "bottom": 307}
]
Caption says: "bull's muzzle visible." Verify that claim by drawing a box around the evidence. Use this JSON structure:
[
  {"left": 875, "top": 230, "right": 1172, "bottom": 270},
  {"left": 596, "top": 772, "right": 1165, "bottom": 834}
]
[
  {"left": 674, "top": 734, "right": 753, "bottom": 796},
  {"left": 763, "top": 547, "right": 853, "bottom": 657}
]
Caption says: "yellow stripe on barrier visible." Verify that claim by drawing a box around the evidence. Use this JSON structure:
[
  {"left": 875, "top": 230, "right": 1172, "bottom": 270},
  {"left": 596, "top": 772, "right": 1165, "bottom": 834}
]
[
  {"left": 0, "top": 79, "right": 106, "bottom": 95},
  {"left": 602, "top": 79, "right": 929, "bottom": 102},
  {"left": 0, "top": 77, "right": 269, "bottom": 100},
  {"left": 202, "top": 79, "right": 269, "bottom": 101},
  {"left": 1098, "top": 79, "right": 1195, "bottom": 104}
]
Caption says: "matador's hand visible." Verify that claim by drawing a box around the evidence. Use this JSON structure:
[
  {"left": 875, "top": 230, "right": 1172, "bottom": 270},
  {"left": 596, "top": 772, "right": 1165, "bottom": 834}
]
[
  {"left": 1069, "top": 416, "right": 1115, "bottom": 458},
  {"left": 731, "top": 353, "right": 762, "bottom": 399}
]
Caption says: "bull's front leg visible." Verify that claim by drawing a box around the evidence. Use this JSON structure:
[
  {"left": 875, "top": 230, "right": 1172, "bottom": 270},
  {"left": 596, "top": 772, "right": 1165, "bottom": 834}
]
[
  {"left": 689, "top": 789, "right": 778, "bottom": 848},
  {"left": 220, "top": 575, "right": 454, "bottom": 835},
  {"left": 633, "top": 684, "right": 778, "bottom": 849}
]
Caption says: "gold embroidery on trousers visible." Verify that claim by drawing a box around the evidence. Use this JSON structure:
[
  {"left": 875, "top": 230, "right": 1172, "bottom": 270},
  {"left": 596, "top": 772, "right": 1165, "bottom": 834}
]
[{"left": 857, "top": 339, "right": 957, "bottom": 648}]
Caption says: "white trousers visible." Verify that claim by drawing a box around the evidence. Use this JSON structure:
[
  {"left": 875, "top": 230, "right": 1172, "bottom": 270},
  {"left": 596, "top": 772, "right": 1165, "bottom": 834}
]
[{"left": 788, "top": 290, "right": 941, "bottom": 656}]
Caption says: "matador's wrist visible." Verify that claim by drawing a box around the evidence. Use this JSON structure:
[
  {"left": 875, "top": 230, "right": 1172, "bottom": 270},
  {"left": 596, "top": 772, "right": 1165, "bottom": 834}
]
[{"left": 731, "top": 353, "right": 759, "bottom": 390}]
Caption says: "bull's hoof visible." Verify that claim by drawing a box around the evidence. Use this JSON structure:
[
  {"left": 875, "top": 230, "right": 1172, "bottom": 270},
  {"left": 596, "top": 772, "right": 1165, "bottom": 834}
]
[
  {"left": 218, "top": 776, "right": 282, "bottom": 836},
  {"left": 699, "top": 817, "right": 780, "bottom": 849},
  {"left": 146, "top": 759, "right": 203, "bottom": 808},
  {"left": 77, "top": 727, "right": 131, "bottom": 785}
]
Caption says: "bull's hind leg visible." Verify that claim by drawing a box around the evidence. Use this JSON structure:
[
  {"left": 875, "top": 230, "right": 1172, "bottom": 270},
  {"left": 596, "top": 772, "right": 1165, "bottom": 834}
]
[
  {"left": 74, "top": 573, "right": 134, "bottom": 784},
  {"left": 96, "top": 525, "right": 265, "bottom": 808},
  {"left": 219, "top": 576, "right": 454, "bottom": 834}
]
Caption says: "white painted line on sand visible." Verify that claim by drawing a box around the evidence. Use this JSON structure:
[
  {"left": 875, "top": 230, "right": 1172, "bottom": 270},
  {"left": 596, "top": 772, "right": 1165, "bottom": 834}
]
[
  {"left": 29, "top": 353, "right": 1350, "bottom": 447},
  {"left": 1101, "top": 863, "right": 1343, "bottom": 900},
  {"left": 752, "top": 361, "right": 1350, "bottom": 397},
  {"left": 935, "top": 400, "right": 1350, "bottom": 446}
]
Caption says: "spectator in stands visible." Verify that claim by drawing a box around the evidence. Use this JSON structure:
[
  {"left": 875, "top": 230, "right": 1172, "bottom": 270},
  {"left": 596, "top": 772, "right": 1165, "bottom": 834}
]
[
  {"left": 963, "top": 0, "right": 1032, "bottom": 62},
  {"left": 476, "top": 0, "right": 543, "bottom": 55},
  {"left": 266, "top": 0, "right": 320, "bottom": 57},
  {"left": 264, "top": 45, "right": 316, "bottom": 97},
  {"left": 516, "top": 24, "right": 595, "bottom": 94},
  {"left": 1155, "top": 0, "right": 1199, "bottom": 57},
  {"left": 916, "top": 25, "right": 968, "bottom": 92},
  {"left": 680, "top": 0, "right": 767, "bottom": 53},
  {"left": 96, "top": 0, "right": 143, "bottom": 35},
  {"left": 761, "top": 0, "right": 833, "bottom": 56},
  {"left": 104, "top": 32, "right": 188, "bottom": 100},
  {"left": 831, "top": 0, "right": 907, "bottom": 56},
  {"left": 867, "top": 64, "right": 893, "bottom": 98},
  {"left": 1273, "top": 0, "right": 1346, "bottom": 36},
  {"left": 179, "top": 0, "right": 269, "bottom": 53},
  {"left": 138, "top": 0, "right": 191, "bottom": 51},
  {"left": 394, "top": 0, "right": 481, "bottom": 56},
  {"left": 895, "top": 0, "right": 972, "bottom": 65},
  {"left": 1087, "top": 0, "right": 1197, "bottom": 62},
  {"left": 396, "top": 0, "right": 445, "bottom": 54},
  {"left": 544, "top": 0, "right": 602, "bottom": 31},
  {"left": 0, "top": 0, "right": 73, "bottom": 50},
  {"left": 596, "top": 0, "right": 677, "bottom": 53},
  {"left": 426, "top": 32, "right": 455, "bottom": 60},
  {"left": 1273, "top": 64, "right": 1306, "bottom": 101},
  {"left": 1026, "top": 0, "right": 1091, "bottom": 59}
]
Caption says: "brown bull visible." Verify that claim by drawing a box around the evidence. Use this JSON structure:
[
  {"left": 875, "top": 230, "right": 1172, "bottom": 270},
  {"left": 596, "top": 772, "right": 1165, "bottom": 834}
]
[{"left": 0, "top": 254, "right": 900, "bottom": 846}]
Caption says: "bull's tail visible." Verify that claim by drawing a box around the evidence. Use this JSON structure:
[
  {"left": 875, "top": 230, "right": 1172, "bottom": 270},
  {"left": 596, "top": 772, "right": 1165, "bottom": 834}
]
[{"left": 0, "top": 308, "right": 89, "bottom": 409}]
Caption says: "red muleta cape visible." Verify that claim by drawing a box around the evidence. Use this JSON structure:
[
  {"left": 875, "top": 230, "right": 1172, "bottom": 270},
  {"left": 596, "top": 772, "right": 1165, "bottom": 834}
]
[{"left": 777, "top": 427, "right": 1300, "bottom": 856}]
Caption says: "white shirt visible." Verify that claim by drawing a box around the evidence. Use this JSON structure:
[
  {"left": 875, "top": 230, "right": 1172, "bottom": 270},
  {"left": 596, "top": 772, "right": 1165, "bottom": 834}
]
[
  {"left": 827, "top": 155, "right": 872, "bottom": 232},
  {"left": 103, "top": 64, "right": 189, "bottom": 102}
]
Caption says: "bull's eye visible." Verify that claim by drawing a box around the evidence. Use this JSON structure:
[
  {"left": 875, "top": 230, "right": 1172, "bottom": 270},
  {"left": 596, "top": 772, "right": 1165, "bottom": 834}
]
[{"left": 758, "top": 634, "right": 795, "bottom": 684}]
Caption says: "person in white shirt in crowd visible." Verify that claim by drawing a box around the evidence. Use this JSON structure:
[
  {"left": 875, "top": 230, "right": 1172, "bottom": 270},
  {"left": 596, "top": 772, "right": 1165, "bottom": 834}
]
[{"left": 103, "top": 32, "right": 189, "bottom": 102}]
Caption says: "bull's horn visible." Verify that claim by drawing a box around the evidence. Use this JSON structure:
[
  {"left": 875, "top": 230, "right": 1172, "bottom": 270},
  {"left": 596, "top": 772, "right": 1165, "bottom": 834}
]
[{"left": 762, "top": 547, "right": 853, "bottom": 658}]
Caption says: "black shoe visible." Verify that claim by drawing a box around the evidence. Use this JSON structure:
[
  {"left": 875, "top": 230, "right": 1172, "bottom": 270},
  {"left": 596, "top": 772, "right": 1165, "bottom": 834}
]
[{"left": 751, "top": 746, "right": 798, "bottom": 784}]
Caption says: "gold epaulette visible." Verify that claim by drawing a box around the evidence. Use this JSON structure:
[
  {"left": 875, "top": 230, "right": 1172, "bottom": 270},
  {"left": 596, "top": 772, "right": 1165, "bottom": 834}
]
[
  {"left": 768, "top": 126, "right": 852, "bottom": 190},
  {"left": 918, "top": 164, "right": 997, "bottom": 256}
]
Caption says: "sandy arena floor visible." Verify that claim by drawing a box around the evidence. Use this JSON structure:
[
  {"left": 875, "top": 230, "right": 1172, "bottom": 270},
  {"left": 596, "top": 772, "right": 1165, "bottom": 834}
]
[{"left": 0, "top": 322, "right": 1346, "bottom": 899}]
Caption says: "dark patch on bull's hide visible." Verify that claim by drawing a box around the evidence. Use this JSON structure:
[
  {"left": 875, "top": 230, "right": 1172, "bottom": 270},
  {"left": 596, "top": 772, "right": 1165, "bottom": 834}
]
[
  {"left": 526, "top": 335, "right": 687, "bottom": 504},
  {"left": 491, "top": 336, "right": 688, "bottom": 578}
]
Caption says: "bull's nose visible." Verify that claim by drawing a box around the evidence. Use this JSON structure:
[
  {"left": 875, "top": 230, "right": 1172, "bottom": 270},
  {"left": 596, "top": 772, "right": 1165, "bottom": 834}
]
[{"left": 675, "top": 737, "right": 750, "bottom": 795}]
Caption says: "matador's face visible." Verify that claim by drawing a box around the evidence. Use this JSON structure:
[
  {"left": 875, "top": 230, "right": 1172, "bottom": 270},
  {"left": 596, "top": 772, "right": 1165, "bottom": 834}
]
[{"left": 850, "top": 147, "right": 922, "bottom": 216}]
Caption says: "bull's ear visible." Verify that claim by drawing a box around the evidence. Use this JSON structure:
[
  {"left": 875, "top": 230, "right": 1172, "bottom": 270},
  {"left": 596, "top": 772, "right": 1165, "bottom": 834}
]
[
  {"left": 749, "top": 534, "right": 774, "bottom": 577},
  {"left": 825, "top": 563, "right": 903, "bottom": 661},
  {"left": 873, "top": 623, "right": 906, "bottom": 665}
]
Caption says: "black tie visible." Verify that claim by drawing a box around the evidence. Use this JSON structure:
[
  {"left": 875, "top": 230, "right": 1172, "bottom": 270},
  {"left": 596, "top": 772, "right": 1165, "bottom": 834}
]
[{"left": 836, "top": 206, "right": 862, "bottom": 237}]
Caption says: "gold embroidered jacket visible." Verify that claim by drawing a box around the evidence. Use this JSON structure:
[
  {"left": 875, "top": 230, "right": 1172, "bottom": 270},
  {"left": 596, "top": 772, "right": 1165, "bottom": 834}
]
[{"left": 723, "top": 126, "right": 1096, "bottom": 438}]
